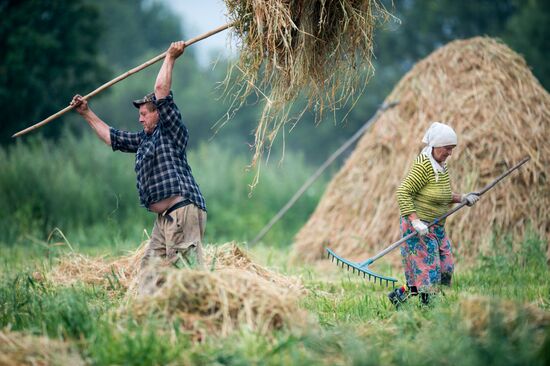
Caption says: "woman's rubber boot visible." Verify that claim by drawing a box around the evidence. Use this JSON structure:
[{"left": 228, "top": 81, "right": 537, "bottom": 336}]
[
  {"left": 420, "top": 292, "right": 430, "bottom": 305},
  {"left": 388, "top": 285, "right": 408, "bottom": 308}
]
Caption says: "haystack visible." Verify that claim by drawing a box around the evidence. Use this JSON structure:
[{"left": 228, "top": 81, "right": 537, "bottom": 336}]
[
  {"left": 0, "top": 330, "right": 84, "bottom": 366},
  {"left": 292, "top": 37, "right": 549, "bottom": 265}
]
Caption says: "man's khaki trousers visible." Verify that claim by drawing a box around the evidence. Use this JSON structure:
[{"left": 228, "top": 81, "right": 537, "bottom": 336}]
[{"left": 138, "top": 204, "right": 206, "bottom": 295}]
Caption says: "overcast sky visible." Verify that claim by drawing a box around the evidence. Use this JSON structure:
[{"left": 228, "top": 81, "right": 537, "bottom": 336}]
[{"left": 162, "top": 0, "right": 233, "bottom": 65}]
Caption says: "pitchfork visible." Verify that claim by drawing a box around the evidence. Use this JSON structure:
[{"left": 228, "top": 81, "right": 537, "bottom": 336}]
[{"left": 326, "top": 156, "right": 530, "bottom": 287}]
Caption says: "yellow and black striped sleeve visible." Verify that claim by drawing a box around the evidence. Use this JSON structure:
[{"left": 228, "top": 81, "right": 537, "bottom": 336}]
[{"left": 396, "top": 155, "right": 430, "bottom": 217}]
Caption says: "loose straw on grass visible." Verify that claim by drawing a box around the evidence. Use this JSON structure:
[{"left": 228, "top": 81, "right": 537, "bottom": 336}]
[{"left": 292, "top": 37, "right": 550, "bottom": 265}]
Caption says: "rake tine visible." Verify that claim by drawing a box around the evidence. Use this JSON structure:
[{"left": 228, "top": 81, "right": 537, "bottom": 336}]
[{"left": 325, "top": 247, "right": 399, "bottom": 286}]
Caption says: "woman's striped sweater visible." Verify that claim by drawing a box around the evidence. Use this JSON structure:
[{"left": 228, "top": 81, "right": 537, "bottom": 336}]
[{"left": 396, "top": 154, "right": 453, "bottom": 223}]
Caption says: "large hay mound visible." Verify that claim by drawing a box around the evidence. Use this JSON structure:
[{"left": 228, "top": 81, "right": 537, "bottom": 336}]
[
  {"left": 0, "top": 330, "right": 84, "bottom": 366},
  {"left": 292, "top": 37, "right": 549, "bottom": 264}
]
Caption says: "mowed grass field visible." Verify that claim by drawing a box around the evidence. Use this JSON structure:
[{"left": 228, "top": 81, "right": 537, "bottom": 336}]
[{"left": 1, "top": 233, "right": 548, "bottom": 366}]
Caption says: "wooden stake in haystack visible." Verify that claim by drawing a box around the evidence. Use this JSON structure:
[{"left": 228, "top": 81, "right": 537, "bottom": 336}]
[{"left": 14, "top": 1, "right": 391, "bottom": 185}]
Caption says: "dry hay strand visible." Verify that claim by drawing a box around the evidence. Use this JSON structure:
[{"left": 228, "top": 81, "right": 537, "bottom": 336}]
[
  {"left": 0, "top": 330, "right": 84, "bottom": 366},
  {"left": 222, "top": 0, "right": 392, "bottom": 187},
  {"left": 128, "top": 267, "right": 307, "bottom": 340},
  {"left": 291, "top": 37, "right": 550, "bottom": 265},
  {"left": 460, "top": 295, "right": 550, "bottom": 346}
]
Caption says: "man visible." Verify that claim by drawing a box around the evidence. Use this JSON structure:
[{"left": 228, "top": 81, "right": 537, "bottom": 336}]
[{"left": 70, "top": 41, "right": 207, "bottom": 293}]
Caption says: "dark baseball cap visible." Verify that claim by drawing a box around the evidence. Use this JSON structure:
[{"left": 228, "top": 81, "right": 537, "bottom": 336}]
[{"left": 132, "top": 92, "right": 155, "bottom": 108}]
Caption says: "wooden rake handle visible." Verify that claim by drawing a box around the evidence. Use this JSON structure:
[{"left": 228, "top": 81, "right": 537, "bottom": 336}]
[{"left": 12, "top": 22, "right": 234, "bottom": 138}]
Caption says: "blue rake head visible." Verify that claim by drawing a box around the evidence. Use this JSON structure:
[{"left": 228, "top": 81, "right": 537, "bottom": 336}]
[{"left": 325, "top": 247, "right": 398, "bottom": 287}]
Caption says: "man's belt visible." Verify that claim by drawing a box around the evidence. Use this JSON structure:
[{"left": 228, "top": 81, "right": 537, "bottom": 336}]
[{"left": 161, "top": 199, "right": 193, "bottom": 222}]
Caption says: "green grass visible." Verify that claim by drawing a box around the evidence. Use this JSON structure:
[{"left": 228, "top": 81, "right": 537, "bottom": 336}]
[{"left": 0, "top": 233, "right": 548, "bottom": 365}]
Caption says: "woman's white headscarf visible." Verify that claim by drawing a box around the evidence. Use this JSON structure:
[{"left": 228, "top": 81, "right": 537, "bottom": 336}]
[{"left": 421, "top": 122, "right": 457, "bottom": 181}]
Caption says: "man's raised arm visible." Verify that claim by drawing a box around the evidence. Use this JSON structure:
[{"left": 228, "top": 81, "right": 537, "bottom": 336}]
[
  {"left": 70, "top": 95, "right": 111, "bottom": 146},
  {"left": 155, "top": 41, "right": 185, "bottom": 100}
]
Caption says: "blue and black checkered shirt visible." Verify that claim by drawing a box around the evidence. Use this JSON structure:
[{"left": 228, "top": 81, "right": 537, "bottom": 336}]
[{"left": 109, "top": 91, "right": 206, "bottom": 211}]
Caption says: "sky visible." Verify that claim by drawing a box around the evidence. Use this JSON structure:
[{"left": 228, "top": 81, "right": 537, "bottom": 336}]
[{"left": 162, "top": 0, "right": 233, "bottom": 65}]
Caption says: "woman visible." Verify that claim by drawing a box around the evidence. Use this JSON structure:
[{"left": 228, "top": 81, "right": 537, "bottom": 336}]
[{"left": 390, "top": 122, "right": 479, "bottom": 306}]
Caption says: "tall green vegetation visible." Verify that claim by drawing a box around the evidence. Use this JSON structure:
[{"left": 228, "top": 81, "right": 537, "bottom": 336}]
[{"left": 0, "top": 133, "right": 327, "bottom": 248}]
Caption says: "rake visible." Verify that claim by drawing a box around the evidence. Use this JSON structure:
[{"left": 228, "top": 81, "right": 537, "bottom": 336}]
[{"left": 326, "top": 156, "right": 530, "bottom": 287}]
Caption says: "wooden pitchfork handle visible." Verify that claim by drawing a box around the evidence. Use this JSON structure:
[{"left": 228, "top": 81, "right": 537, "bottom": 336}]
[
  {"left": 364, "top": 156, "right": 531, "bottom": 265},
  {"left": 12, "top": 22, "right": 234, "bottom": 138}
]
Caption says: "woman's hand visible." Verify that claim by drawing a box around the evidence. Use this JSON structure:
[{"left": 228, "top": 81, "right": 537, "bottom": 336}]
[
  {"left": 411, "top": 219, "right": 429, "bottom": 236},
  {"left": 461, "top": 192, "right": 480, "bottom": 207}
]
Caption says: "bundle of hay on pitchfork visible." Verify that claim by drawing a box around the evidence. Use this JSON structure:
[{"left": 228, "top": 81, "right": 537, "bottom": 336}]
[{"left": 13, "top": 0, "right": 391, "bottom": 186}]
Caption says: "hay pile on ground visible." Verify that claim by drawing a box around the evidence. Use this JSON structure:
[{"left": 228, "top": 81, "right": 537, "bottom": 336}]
[
  {"left": 48, "top": 243, "right": 306, "bottom": 339},
  {"left": 128, "top": 266, "right": 306, "bottom": 340},
  {"left": 206, "top": 243, "right": 302, "bottom": 290},
  {"left": 47, "top": 242, "right": 146, "bottom": 294},
  {"left": 0, "top": 330, "right": 84, "bottom": 366},
  {"left": 49, "top": 242, "right": 302, "bottom": 293},
  {"left": 223, "top": 0, "right": 391, "bottom": 185},
  {"left": 292, "top": 37, "right": 549, "bottom": 264}
]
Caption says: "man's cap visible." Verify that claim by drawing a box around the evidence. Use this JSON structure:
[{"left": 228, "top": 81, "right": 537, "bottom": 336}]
[{"left": 132, "top": 92, "right": 155, "bottom": 108}]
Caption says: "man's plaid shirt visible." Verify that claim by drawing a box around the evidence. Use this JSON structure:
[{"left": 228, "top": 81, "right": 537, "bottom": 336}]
[{"left": 109, "top": 92, "right": 206, "bottom": 211}]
